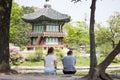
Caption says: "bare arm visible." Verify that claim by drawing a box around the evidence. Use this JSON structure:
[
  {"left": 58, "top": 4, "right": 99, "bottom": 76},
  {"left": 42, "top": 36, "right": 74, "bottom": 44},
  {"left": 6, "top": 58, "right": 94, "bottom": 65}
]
[
  {"left": 54, "top": 60, "right": 57, "bottom": 69},
  {"left": 44, "top": 59, "right": 45, "bottom": 67}
]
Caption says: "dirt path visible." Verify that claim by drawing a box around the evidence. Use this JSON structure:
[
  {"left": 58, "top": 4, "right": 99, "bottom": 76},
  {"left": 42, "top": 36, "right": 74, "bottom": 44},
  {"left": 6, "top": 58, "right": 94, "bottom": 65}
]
[{"left": 0, "top": 73, "right": 119, "bottom": 80}]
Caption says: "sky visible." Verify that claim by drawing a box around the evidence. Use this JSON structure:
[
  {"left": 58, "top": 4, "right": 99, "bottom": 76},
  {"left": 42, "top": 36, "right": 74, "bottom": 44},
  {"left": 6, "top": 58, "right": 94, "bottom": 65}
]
[{"left": 14, "top": 0, "right": 120, "bottom": 26}]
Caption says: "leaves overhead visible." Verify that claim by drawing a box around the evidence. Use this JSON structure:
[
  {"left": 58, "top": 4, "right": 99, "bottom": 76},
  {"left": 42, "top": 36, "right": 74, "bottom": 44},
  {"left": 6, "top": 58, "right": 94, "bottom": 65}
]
[
  {"left": 63, "top": 21, "right": 89, "bottom": 50},
  {"left": 10, "top": 1, "right": 38, "bottom": 47}
]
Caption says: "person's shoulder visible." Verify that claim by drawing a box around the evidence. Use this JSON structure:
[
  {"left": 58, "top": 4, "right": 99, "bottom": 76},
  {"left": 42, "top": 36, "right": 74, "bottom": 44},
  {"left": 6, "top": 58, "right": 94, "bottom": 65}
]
[
  {"left": 51, "top": 55, "right": 56, "bottom": 57},
  {"left": 44, "top": 55, "right": 48, "bottom": 60},
  {"left": 51, "top": 55, "right": 56, "bottom": 59}
]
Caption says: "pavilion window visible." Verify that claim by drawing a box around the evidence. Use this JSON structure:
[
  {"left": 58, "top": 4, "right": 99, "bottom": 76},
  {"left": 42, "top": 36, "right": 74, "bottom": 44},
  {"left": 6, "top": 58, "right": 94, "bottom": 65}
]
[
  {"left": 46, "top": 25, "right": 59, "bottom": 32},
  {"left": 46, "top": 37, "right": 58, "bottom": 45},
  {"left": 32, "top": 37, "right": 37, "bottom": 45},
  {"left": 33, "top": 25, "right": 43, "bottom": 33}
]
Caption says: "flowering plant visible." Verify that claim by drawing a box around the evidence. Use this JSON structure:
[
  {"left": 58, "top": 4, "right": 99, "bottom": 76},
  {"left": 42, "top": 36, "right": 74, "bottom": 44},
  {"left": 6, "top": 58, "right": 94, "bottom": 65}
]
[{"left": 9, "top": 46, "right": 24, "bottom": 66}]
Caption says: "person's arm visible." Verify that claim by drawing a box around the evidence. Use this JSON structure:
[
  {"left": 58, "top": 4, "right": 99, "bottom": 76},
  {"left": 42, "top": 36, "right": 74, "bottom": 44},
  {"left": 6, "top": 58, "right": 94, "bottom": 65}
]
[
  {"left": 54, "top": 60, "right": 57, "bottom": 69},
  {"left": 44, "top": 59, "right": 45, "bottom": 67},
  {"left": 74, "top": 57, "right": 76, "bottom": 65}
]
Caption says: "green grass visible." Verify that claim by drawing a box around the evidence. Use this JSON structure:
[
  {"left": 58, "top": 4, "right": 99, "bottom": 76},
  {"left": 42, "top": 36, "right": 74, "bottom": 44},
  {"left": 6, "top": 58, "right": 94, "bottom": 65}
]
[
  {"left": 19, "top": 56, "right": 120, "bottom": 67},
  {"left": 20, "top": 61, "right": 44, "bottom": 66}
]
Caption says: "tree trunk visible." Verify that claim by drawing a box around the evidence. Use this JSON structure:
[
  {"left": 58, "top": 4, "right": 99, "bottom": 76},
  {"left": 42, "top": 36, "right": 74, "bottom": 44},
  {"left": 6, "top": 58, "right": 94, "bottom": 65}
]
[
  {"left": 97, "top": 41, "right": 120, "bottom": 80},
  {"left": 0, "top": 0, "right": 12, "bottom": 73},
  {"left": 111, "top": 40, "right": 115, "bottom": 49},
  {"left": 88, "top": 0, "right": 98, "bottom": 79},
  {"left": 83, "top": 0, "right": 120, "bottom": 80},
  {"left": 84, "top": 41, "right": 120, "bottom": 80}
]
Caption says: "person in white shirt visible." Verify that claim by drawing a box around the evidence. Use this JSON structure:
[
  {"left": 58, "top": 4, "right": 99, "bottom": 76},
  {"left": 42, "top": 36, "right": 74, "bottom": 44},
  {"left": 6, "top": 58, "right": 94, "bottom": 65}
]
[{"left": 44, "top": 47, "right": 57, "bottom": 74}]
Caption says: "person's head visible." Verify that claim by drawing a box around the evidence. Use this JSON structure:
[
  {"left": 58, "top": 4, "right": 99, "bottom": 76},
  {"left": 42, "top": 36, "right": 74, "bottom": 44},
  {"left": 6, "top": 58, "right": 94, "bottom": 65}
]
[
  {"left": 67, "top": 50, "right": 73, "bottom": 56},
  {"left": 47, "top": 47, "right": 54, "bottom": 55}
]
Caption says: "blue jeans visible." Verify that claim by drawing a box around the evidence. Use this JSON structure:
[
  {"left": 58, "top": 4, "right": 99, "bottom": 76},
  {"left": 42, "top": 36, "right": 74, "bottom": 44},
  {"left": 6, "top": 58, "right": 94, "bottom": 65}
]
[{"left": 44, "top": 69, "right": 56, "bottom": 75}]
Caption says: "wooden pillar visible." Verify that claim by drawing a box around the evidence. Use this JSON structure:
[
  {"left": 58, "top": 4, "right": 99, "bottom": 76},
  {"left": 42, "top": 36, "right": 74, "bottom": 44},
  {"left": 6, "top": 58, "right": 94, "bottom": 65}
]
[
  {"left": 36, "top": 36, "right": 41, "bottom": 45},
  {"left": 43, "top": 37, "right": 46, "bottom": 45},
  {"left": 32, "top": 23, "right": 34, "bottom": 32},
  {"left": 44, "top": 24, "right": 46, "bottom": 32},
  {"left": 58, "top": 24, "right": 60, "bottom": 32},
  {"left": 58, "top": 38, "right": 61, "bottom": 45}
]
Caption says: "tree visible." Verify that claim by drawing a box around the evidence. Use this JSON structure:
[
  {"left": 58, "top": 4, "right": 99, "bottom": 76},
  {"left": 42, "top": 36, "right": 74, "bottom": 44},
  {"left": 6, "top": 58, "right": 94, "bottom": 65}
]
[
  {"left": 95, "top": 13, "right": 120, "bottom": 49},
  {"left": 0, "top": 0, "right": 12, "bottom": 73},
  {"left": 95, "top": 24, "right": 112, "bottom": 45},
  {"left": 95, "top": 24, "right": 113, "bottom": 55},
  {"left": 72, "top": 0, "right": 120, "bottom": 80},
  {"left": 0, "top": 0, "right": 38, "bottom": 73},
  {"left": 10, "top": 1, "right": 23, "bottom": 46},
  {"left": 10, "top": 2, "right": 38, "bottom": 47},
  {"left": 108, "top": 12, "right": 120, "bottom": 48},
  {"left": 63, "top": 22, "right": 89, "bottom": 50},
  {"left": 21, "top": 6, "right": 38, "bottom": 15}
]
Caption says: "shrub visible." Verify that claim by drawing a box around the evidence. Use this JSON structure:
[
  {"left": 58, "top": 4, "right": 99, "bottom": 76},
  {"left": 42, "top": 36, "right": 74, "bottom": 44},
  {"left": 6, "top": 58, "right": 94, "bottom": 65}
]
[
  {"left": 35, "top": 48, "right": 44, "bottom": 61},
  {"left": 98, "top": 43, "right": 112, "bottom": 56},
  {"left": 10, "top": 47, "right": 24, "bottom": 66},
  {"left": 55, "top": 48, "right": 65, "bottom": 60},
  {"left": 112, "top": 57, "right": 120, "bottom": 63},
  {"left": 25, "top": 48, "right": 44, "bottom": 62}
]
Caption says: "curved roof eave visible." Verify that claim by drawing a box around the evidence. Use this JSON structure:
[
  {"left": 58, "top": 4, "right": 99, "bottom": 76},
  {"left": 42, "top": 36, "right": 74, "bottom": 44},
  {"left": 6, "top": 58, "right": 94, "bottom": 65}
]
[
  {"left": 22, "top": 7, "right": 71, "bottom": 23},
  {"left": 22, "top": 15, "right": 71, "bottom": 23}
]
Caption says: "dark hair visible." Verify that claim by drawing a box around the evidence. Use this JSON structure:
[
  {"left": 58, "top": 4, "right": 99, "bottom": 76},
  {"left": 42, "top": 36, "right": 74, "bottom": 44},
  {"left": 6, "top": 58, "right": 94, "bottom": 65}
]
[
  {"left": 67, "top": 50, "right": 73, "bottom": 55},
  {"left": 47, "top": 47, "right": 54, "bottom": 55}
]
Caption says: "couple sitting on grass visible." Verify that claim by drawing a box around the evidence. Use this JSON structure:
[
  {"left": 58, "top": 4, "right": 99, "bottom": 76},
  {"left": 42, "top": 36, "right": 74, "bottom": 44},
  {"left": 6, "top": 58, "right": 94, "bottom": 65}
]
[{"left": 44, "top": 47, "right": 76, "bottom": 75}]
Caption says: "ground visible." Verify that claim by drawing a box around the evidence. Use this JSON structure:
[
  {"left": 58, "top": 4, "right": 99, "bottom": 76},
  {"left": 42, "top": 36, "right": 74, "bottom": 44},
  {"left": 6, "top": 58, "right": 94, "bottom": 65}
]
[{"left": 0, "top": 73, "right": 120, "bottom": 80}]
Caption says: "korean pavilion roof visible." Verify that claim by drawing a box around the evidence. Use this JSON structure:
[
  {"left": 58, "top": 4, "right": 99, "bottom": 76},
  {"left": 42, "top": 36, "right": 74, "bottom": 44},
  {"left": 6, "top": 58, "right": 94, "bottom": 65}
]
[{"left": 22, "top": 4, "right": 70, "bottom": 23}]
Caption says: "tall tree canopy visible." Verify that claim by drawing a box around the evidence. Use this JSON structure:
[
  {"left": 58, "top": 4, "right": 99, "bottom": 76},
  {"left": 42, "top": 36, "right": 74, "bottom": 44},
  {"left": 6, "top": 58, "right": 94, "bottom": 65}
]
[
  {"left": 10, "top": 1, "right": 38, "bottom": 47},
  {"left": 108, "top": 12, "right": 120, "bottom": 48},
  {"left": 63, "top": 22, "right": 89, "bottom": 50},
  {"left": 96, "top": 13, "right": 120, "bottom": 47}
]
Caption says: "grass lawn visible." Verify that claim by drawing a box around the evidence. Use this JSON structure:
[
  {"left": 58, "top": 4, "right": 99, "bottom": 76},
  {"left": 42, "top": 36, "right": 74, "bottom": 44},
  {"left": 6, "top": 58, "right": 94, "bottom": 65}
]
[{"left": 19, "top": 56, "right": 120, "bottom": 66}]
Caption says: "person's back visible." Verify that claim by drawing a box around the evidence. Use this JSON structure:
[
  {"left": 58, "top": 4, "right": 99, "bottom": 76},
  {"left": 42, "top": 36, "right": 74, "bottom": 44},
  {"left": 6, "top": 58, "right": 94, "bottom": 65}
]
[
  {"left": 44, "top": 47, "right": 57, "bottom": 74},
  {"left": 62, "top": 50, "right": 76, "bottom": 74},
  {"left": 45, "top": 55, "right": 56, "bottom": 70}
]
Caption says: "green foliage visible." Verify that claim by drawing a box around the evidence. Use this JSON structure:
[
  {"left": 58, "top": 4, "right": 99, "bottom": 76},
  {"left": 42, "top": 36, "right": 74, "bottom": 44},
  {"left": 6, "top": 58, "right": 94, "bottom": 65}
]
[
  {"left": 9, "top": 44, "right": 24, "bottom": 66},
  {"left": 75, "top": 57, "right": 90, "bottom": 66},
  {"left": 21, "top": 6, "right": 38, "bottom": 15},
  {"left": 95, "top": 24, "right": 112, "bottom": 45},
  {"left": 35, "top": 48, "right": 44, "bottom": 61},
  {"left": 73, "top": 50, "right": 80, "bottom": 57},
  {"left": 108, "top": 12, "right": 120, "bottom": 44},
  {"left": 20, "top": 61, "right": 44, "bottom": 66},
  {"left": 86, "top": 48, "right": 90, "bottom": 53},
  {"left": 19, "top": 56, "right": 120, "bottom": 66},
  {"left": 112, "top": 57, "right": 120, "bottom": 63},
  {"left": 97, "top": 43, "right": 112, "bottom": 55},
  {"left": 63, "top": 22, "right": 89, "bottom": 51},
  {"left": 55, "top": 48, "right": 65, "bottom": 60},
  {"left": 10, "top": 1, "right": 38, "bottom": 47},
  {"left": 95, "top": 12, "right": 120, "bottom": 49},
  {"left": 25, "top": 48, "right": 44, "bottom": 62},
  {"left": 10, "top": 53, "right": 24, "bottom": 66},
  {"left": 25, "top": 52, "right": 36, "bottom": 62}
]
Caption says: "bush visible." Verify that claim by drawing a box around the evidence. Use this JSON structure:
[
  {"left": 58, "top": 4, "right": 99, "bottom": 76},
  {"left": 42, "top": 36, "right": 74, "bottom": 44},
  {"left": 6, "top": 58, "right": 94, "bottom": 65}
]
[
  {"left": 112, "top": 57, "right": 120, "bottom": 63},
  {"left": 25, "top": 48, "right": 44, "bottom": 62},
  {"left": 98, "top": 43, "right": 112, "bottom": 56},
  {"left": 55, "top": 48, "right": 65, "bottom": 60},
  {"left": 73, "top": 50, "right": 80, "bottom": 57},
  {"left": 10, "top": 47, "right": 24, "bottom": 66}
]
